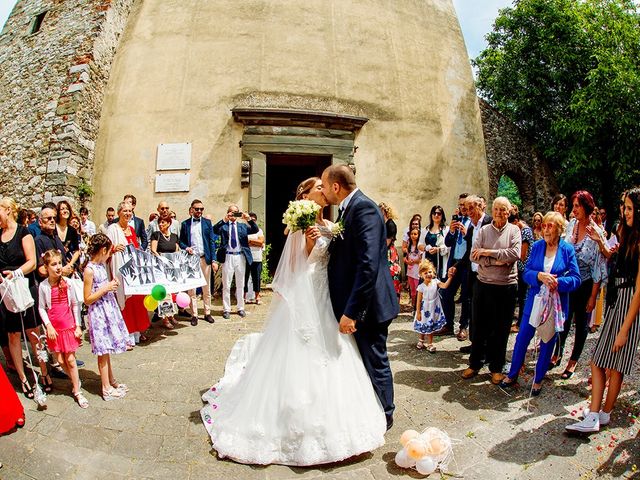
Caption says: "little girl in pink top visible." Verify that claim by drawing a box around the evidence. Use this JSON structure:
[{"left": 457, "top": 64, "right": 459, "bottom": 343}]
[
  {"left": 38, "top": 249, "right": 88, "bottom": 408},
  {"left": 404, "top": 228, "right": 422, "bottom": 310}
]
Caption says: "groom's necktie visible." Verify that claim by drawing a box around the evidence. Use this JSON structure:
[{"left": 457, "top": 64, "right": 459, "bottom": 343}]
[
  {"left": 336, "top": 206, "right": 345, "bottom": 223},
  {"left": 230, "top": 222, "right": 238, "bottom": 249}
]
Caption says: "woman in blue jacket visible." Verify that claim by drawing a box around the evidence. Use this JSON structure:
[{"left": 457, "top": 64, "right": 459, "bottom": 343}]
[{"left": 499, "top": 211, "right": 581, "bottom": 395}]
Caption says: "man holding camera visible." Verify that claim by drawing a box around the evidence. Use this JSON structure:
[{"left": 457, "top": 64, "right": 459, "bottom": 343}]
[{"left": 213, "top": 205, "right": 259, "bottom": 319}]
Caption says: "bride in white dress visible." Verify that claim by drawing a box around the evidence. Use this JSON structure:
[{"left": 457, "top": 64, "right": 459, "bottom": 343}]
[{"left": 200, "top": 177, "right": 386, "bottom": 466}]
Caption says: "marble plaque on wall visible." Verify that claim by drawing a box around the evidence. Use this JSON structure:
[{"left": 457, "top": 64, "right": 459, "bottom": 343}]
[
  {"left": 156, "top": 142, "right": 191, "bottom": 170},
  {"left": 155, "top": 173, "right": 190, "bottom": 192}
]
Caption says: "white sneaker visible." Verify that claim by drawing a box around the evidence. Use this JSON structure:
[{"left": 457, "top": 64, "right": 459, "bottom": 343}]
[
  {"left": 566, "top": 412, "right": 600, "bottom": 433},
  {"left": 581, "top": 408, "right": 611, "bottom": 426}
]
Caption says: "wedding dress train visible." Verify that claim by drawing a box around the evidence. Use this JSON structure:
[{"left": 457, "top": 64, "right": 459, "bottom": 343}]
[{"left": 200, "top": 227, "right": 386, "bottom": 466}]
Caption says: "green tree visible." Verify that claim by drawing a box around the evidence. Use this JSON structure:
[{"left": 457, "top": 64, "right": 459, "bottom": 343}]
[
  {"left": 497, "top": 175, "right": 522, "bottom": 207},
  {"left": 474, "top": 0, "right": 640, "bottom": 213}
]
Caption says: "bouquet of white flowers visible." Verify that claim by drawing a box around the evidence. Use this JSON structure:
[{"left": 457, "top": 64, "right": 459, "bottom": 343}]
[{"left": 282, "top": 200, "right": 321, "bottom": 233}]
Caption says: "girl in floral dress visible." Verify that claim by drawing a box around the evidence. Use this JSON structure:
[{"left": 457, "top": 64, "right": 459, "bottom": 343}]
[
  {"left": 414, "top": 259, "right": 454, "bottom": 352},
  {"left": 83, "top": 234, "right": 132, "bottom": 401}
]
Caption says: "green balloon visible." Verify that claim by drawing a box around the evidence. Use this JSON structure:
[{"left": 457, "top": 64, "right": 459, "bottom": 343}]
[{"left": 151, "top": 284, "right": 167, "bottom": 301}]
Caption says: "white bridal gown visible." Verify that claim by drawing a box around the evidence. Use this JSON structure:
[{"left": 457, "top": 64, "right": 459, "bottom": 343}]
[{"left": 200, "top": 226, "right": 386, "bottom": 466}]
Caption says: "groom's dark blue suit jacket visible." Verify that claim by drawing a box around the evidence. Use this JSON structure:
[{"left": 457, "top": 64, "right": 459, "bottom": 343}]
[{"left": 327, "top": 190, "right": 399, "bottom": 324}]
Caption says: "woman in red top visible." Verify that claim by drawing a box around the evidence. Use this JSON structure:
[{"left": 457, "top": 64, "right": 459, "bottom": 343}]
[{"left": 106, "top": 202, "right": 150, "bottom": 346}]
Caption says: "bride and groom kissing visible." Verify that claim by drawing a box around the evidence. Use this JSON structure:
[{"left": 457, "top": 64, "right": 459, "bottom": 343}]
[{"left": 200, "top": 164, "right": 399, "bottom": 466}]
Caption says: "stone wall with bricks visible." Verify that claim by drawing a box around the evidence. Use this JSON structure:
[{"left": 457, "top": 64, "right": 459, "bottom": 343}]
[{"left": 0, "top": 0, "right": 134, "bottom": 208}]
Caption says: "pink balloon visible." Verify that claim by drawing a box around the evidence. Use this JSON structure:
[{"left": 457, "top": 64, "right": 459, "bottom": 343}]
[{"left": 175, "top": 292, "right": 191, "bottom": 308}]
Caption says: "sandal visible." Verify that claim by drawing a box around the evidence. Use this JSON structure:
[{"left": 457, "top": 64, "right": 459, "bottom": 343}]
[
  {"left": 40, "top": 374, "right": 53, "bottom": 393},
  {"left": 426, "top": 344, "right": 436, "bottom": 353},
  {"left": 139, "top": 334, "right": 149, "bottom": 342},
  {"left": 416, "top": 340, "right": 425, "bottom": 350},
  {"left": 110, "top": 380, "right": 129, "bottom": 392},
  {"left": 102, "top": 387, "right": 126, "bottom": 401},
  {"left": 162, "top": 319, "right": 174, "bottom": 329},
  {"left": 21, "top": 379, "right": 34, "bottom": 399},
  {"left": 548, "top": 357, "right": 562, "bottom": 371},
  {"left": 499, "top": 378, "right": 518, "bottom": 390},
  {"left": 73, "top": 391, "right": 89, "bottom": 409},
  {"left": 560, "top": 369, "right": 574, "bottom": 380}
]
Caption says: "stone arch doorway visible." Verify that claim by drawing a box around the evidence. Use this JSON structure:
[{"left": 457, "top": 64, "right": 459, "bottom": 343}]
[
  {"left": 480, "top": 100, "right": 558, "bottom": 220},
  {"left": 232, "top": 108, "right": 368, "bottom": 273},
  {"left": 497, "top": 172, "right": 524, "bottom": 208}
]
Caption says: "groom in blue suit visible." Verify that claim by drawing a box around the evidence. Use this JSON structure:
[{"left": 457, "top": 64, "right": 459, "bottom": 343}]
[
  {"left": 322, "top": 165, "right": 399, "bottom": 430},
  {"left": 179, "top": 199, "right": 217, "bottom": 326}
]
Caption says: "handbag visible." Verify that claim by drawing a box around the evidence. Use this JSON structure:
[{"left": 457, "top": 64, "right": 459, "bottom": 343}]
[
  {"left": 532, "top": 285, "right": 564, "bottom": 343},
  {"left": 0, "top": 269, "right": 34, "bottom": 313},
  {"left": 65, "top": 273, "right": 85, "bottom": 305},
  {"left": 528, "top": 286, "right": 547, "bottom": 328},
  {"left": 536, "top": 314, "right": 556, "bottom": 343}
]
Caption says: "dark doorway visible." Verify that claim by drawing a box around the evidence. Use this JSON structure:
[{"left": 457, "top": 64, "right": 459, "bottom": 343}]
[{"left": 265, "top": 153, "right": 332, "bottom": 276}]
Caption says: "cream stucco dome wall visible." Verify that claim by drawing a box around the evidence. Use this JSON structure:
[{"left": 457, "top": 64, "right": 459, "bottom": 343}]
[{"left": 92, "top": 0, "right": 487, "bottom": 226}]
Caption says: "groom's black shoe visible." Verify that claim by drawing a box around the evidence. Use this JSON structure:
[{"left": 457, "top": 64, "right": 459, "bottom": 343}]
[{"left": 386, "top": 418, "right": 393, "bottom": 431}]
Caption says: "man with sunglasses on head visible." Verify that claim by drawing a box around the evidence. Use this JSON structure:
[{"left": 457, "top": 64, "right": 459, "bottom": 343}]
[
  {"left": 35, "top": 203, "right": 75, "bottom": 278},
  {"left": 179, "top": 199, "right": 217, "bottom": 326},
  {"left": 147, "top": 201, "right": 180, "bottom": 243}
]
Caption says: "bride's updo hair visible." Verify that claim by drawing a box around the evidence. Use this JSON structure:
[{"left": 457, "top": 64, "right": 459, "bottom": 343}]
[{"left": 295, "top": 177, "right": 320, "bottom": 200}]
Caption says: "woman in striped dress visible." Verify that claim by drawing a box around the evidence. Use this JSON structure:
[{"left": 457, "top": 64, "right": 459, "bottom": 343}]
[{"left": 566, "top": 188, "right": 640, "bottom": 433}]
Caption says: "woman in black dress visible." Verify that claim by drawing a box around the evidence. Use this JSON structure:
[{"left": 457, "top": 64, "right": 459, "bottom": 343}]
[
  {"left": 0, "top": 197, "right": 51, "bottom": 398},
  {"left": 421, "top": 205, "right": 449, "bottom": 280},
  {"left": 150, "top": 217, "right": 180, "bottom": 328},
  {"left": 56, "top": 200, "right": 80, "bottom": 267}
]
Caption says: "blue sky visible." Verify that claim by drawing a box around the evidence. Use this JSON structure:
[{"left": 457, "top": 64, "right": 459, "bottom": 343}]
[{"left": 0, "top": 0, "right": 512, "bottom": 60}]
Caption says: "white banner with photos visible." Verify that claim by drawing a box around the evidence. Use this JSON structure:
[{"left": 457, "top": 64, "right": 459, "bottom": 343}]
[{"left": 118, "top": 245, "right": 206, "bottom": 295}]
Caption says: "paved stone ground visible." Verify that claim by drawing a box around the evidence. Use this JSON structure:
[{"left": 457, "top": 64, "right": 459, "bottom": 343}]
[{"left": 1, "top": 290, "right": 639, "bottom": 480}]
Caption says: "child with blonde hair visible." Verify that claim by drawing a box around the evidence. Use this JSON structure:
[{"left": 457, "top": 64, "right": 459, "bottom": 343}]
[{"left": 414, "top": 259, "right": 455, "bottom": 352}]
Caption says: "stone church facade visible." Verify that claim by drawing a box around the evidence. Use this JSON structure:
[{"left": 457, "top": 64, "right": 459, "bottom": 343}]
[{"left": 0, "top": 0, "right": 555, "bottom": 240}]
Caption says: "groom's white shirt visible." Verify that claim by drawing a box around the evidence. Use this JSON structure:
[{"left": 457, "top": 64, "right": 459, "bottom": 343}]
[{"left": 339, "top": 187, "right": 360, "bottom": 212}]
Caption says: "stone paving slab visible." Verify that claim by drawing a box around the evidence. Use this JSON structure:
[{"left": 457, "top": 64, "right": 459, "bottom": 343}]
[{"left": 1, "top": 290, "right": 639, "bottom": 479}]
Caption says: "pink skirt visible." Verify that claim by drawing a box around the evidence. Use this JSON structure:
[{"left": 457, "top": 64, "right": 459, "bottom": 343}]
[{"left": 48, "top": 327, "right": 80, "bottom": 353}]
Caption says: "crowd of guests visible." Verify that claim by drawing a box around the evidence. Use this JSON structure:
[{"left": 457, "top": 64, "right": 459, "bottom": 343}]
[
  {"left": 382, "top": 187, "right": 640, "bottom": 434},
  {"left": 0, "top": 185, "right": 638, "bottom": 438},
  {"left": 0, "top": 194, "right": 264, "bottom": 428}
]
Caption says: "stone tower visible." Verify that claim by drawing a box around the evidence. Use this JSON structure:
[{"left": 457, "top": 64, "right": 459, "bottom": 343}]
[
  {"left": 0, "top": 0, "right": 135, "bottom": 206},
  {"left": 0, "top": 0, "right": 488, "bottom": 245}
]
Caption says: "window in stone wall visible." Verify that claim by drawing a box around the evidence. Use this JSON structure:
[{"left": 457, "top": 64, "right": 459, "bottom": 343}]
[{"left": 30, "top": 11, "right": 47, "bottom": 34}]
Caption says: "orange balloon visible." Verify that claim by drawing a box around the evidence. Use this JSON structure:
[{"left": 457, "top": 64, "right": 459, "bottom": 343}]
[
  {"left": 429, "top": 438, "right": 445, "bottom": 456},
  {"left": 400, "top": 429, "right": 420, "bottom": 447},
  {"left": 406, "top": 438, "right": 428, "bottom": 460}
]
